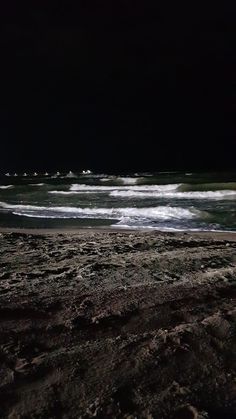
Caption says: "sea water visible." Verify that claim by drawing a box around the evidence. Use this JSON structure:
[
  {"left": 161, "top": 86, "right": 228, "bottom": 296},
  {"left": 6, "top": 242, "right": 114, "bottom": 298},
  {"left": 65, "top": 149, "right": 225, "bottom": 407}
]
[{"left": 0, "top": 171, "right": 236, "bottom": 231}]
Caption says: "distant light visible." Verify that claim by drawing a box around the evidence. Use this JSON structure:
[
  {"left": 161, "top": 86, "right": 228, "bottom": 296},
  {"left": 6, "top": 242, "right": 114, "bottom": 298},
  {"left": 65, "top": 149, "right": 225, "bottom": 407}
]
[{"left": 82, "top": 169, "right": 92, "bottom": 175}]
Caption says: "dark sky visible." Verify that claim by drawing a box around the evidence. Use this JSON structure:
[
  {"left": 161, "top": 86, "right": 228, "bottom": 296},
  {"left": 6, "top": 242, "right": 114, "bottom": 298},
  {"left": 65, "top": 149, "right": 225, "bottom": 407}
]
[{"left": 1, "top": 2, "right": 236, "bottom": 172}]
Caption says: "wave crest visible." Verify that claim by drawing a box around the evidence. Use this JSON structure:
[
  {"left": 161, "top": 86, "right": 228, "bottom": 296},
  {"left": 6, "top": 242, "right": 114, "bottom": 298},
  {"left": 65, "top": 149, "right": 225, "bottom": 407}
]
[
  {"left": 69, "top": 183, "right": 181, "bottom": 192},
  {"left": 0, "top": 201, "right": 199, "bottom": 221},
  {"left": 109, "top": 190, "right": 236, "bottom": 199},
  {"left": 0, "top": 185, "right": 13, "bottom": 189}
]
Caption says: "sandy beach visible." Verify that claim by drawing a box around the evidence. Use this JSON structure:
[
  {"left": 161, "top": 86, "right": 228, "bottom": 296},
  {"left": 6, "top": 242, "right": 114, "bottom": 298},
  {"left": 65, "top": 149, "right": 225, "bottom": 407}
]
[{"left": 0, "top": 229, "right": 236, "bottom": 418}]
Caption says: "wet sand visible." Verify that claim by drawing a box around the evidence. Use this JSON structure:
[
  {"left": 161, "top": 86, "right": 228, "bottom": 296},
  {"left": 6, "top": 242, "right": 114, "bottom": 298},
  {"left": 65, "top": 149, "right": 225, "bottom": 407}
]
[{"left": 0, "top": 229, "right": 236, "bottom": 418}]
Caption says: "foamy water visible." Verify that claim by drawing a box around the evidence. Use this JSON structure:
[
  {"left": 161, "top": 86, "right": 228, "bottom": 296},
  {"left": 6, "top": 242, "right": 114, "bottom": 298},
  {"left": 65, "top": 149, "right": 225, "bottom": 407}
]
[
  {"left": 0, "top": 185, "right": 13, "bottom": 190},
  {"left": 0, "top": 201, "right": 199, "bottom": 220},
  {"left": 69, "top": 183, "right": 181, "bottom": 191},
  {"left": 109, "top": 189, "right": 236, "bottom": 199},
  {"left": 0, "top": 172, "right": 236, "bottom": 231}
]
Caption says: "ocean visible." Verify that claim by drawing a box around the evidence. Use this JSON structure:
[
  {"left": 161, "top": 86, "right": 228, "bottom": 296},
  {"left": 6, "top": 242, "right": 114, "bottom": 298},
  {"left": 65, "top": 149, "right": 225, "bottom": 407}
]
[{"left": 0, "top": 171, "right": 236, "bottom": 232}]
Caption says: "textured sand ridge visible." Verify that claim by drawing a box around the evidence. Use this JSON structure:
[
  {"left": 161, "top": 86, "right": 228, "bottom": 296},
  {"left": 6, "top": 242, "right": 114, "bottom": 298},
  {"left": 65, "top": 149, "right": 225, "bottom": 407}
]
[{"left": 0, "top": 230, "right": 236, "bottom": 418}]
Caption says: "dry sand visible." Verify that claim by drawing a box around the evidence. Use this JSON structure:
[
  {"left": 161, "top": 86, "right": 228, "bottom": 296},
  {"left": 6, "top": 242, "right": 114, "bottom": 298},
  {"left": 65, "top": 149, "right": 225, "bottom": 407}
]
[{"left": 0, "top": 229, "right": 236, "bottom": 418}]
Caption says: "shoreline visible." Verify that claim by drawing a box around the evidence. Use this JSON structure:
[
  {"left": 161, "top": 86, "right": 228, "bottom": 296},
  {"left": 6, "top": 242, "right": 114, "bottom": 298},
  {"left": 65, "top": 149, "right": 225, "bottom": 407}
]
[{"left": 0, "top": 225, "right": 236, "bottom": 242}]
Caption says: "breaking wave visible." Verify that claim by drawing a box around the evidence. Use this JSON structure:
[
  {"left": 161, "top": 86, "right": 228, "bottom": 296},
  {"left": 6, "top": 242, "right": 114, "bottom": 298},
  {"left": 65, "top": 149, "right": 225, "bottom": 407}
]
[
  {"left": 100, "top": 177, "right": 113, "bottom": 182},
  {"left": 49, "top": 191, "right": 95, "bottom": 195},
  {"left": 0, "top": 185, "right": 13, "bottom": 189},
  {"left": 49, "top": 183, "right": 236, "bottom": 200},
  {"left": 1, "top": 174, "right": 236, "bottom": 232},
  {"left": 69, "top": 183, "right": 181, "bottom": 192},
  {"left": 109, "top": 190, "right": 236, "bottom": 200},
  {"left": 118, "top": 177, "right": 138, "bottom": 185},
  {"left": 100, "top": 177, "right": 139, "bottom": 185},
  {"left": 0, "top": 201, "right": 200, "bottom": 221}
]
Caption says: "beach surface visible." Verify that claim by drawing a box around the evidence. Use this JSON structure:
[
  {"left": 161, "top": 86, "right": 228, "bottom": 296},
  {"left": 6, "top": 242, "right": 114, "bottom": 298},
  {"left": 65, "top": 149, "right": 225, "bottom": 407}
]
[{"left": 0, "top": 229, "right": 236, "bottom": 418}]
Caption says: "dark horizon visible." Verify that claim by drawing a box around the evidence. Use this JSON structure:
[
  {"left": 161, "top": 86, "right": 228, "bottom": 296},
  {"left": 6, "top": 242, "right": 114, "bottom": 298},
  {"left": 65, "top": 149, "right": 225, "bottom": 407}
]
[{"left": 1, "top": 2, "right": 236, "bottom": 172}]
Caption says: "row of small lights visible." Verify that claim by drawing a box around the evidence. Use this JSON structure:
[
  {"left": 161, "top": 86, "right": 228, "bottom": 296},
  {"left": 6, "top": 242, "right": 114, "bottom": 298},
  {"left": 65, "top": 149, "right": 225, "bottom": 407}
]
[{"left": 3, "top": 170, "right": 92, "bottom": 177}]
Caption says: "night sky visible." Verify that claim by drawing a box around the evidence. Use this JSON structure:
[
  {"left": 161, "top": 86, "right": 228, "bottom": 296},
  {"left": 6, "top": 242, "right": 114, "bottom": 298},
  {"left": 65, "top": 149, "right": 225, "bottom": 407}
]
[{"left": 1, "top": 2, "right": 236, "bottom": 173}]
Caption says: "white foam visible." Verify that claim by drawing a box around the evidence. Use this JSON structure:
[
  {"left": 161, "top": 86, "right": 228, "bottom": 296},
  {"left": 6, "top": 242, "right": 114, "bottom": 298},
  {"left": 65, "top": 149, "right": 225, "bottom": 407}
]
[
  {"left": 0, "top": 185, "right": 13, "bottom": 190},
  {"left": 100, "top": 177, "right": 114, "bottom": 182},
  {"left": 69, "top": 183, "right": 181, "bottom": 192},
  {"left": 0, "top": 201, "right": 199, "bottom": 220},
  {"left": 118, "top": 177, "right": 138, "bottom": 185},
  {"left": 0, "top": 202, "right": 46, "bottom": 211},
  {"left": 111, "top": 224, "right": 236, "bottom": 233},
  {"left": 30, "top": 183, "right": 45, "bottom": 187},
  {"left": 49, "top": 190, "right": 95, "bottom": 195},
  {"left": 109, "top": 190, "right": 236, "bottom": 199},
  {"left": 51, "top": 185, "right": 236, "bottom": 199},
  {"left": 110, "top": 224, "right": 185, "bottom": 231}
]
